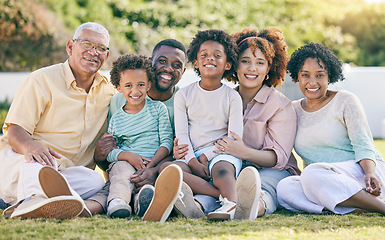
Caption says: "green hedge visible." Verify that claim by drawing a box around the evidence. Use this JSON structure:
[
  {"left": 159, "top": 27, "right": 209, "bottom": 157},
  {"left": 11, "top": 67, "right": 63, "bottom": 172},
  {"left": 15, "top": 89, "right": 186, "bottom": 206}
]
[{"left": 0, "top": 99, "right": 11, "bottom": 134}]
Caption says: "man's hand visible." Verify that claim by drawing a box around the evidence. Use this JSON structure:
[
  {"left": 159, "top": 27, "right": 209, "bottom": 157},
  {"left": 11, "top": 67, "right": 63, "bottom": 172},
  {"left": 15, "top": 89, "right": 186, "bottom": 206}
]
[
  {"left": 7, "top": 124, "right": 61, "bottom": 167},
  {"left": 94, "top": 133, "right": 118, "bottom": 162},
  {"left": 189, "top": 157, "right": 210, "bottom": 181},
  {"left": 131, "top": 167, "right": 158, "bottom": 192},
  {"left": 25, "top": 141, "right": 61, "bottom": 167}
]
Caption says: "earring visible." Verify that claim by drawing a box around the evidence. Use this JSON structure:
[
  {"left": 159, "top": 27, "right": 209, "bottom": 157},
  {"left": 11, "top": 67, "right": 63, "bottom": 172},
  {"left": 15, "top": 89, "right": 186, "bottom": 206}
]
[{"left": 265, "top": 75, "right": 269, "bottom": 80}]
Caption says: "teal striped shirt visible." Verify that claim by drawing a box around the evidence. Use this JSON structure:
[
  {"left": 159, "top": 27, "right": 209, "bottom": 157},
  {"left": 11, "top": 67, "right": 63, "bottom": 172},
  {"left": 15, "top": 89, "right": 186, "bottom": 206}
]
[{"left": 107, "top": 98, "right": 173, "bottom": 162}]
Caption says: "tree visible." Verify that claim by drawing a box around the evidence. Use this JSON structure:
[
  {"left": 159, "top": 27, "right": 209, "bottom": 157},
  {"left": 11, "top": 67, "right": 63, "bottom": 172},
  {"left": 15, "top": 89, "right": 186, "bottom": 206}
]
[
  {"left": 340, "top": 4, "right": 385, "bottom": 66},
  {"left": 0, "top": 0, "right": 67, "bottom": 71}
]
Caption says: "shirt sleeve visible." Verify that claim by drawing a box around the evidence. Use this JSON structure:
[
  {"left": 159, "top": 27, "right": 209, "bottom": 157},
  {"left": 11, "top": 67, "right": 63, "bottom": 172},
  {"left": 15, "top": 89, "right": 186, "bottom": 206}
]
[
  {"left": 3, "top": 71, "right": 50, "bottom": 135},
  {"left": 343, "top": 92, "right": 377, "bottom": 162},
  {"left": 157, "top": 102, "right": 173, "bottom": 154},
  {"left": 262, "top": 101, "right": 297, "bottom": 170},
  {"left": 174, "top": 90, "right": 196, "bottom": 163},
  {"left": 203, "top": 90, "right": 244, "bottom": 161}
]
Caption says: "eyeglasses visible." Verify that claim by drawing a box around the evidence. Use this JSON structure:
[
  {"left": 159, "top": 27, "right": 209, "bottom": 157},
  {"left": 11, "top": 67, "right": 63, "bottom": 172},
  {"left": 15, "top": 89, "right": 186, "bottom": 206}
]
[{"left": 73, "top": 39, "right": 109, "bottom": 55}]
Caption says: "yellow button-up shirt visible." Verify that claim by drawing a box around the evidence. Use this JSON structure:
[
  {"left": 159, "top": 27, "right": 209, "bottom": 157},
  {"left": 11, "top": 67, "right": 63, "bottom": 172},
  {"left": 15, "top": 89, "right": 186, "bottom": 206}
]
[{"left": 2, "top": 60, "right": 115, "bottom": 170}]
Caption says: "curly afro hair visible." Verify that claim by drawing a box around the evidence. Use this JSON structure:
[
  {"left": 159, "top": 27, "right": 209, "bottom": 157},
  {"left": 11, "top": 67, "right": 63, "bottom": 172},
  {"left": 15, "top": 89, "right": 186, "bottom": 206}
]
[
  {"left": 227, "top": 27, "right": 288, "bottom": 88},
  {"left": 287, "top": 43, "right": 344, "bottom": 83},
  {"left": 187, "top": 29, "right": 238, "bottom": 79},
  {"left": 110, "top": 53, "right": 155, "bottom": 88}
]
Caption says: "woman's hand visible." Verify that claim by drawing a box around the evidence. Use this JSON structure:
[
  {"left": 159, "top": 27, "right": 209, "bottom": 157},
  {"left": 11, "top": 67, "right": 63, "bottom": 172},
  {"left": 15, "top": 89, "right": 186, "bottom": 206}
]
[
  {"left": 364, "top": 173, "right": 382, "bottom": 196},
  {"left": 214, "top": 131, "right": 244, "bottom": 158},
  {"left": 173, "top": 138, "right": 188, "bottom": 160},
  {"left": 359, "top": 159, "right": 381, "bottom": 196}
]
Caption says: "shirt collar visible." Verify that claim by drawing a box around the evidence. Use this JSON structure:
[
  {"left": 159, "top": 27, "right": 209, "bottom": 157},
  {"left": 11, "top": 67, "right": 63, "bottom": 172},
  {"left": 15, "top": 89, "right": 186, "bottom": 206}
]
[
  {"left": 63, "top": 60, "right": 108, "bottom": 90},
  {"left": 252, "top": 85, "right": 272, "bottom": 104}
]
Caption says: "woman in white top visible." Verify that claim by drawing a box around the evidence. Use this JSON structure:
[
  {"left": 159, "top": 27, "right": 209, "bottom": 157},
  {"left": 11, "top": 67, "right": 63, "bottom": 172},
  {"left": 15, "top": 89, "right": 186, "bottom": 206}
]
[{"left": 277, "top": 43, "right": 385, "bottom": 214}]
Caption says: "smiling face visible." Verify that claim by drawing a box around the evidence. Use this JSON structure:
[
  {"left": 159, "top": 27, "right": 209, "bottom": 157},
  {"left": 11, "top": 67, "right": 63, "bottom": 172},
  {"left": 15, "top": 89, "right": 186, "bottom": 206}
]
[
  {"left": 152, "top": 45, "right": 186, "bottom": 92},
  {"left": 237, "top": 47, "right": 269, "bottom": 91},
  {"left": 193, "top": 40, "right": 231, "bottom": 81},
  {"left": 67, "top": 29, "right": 109, "bottom": 77},
  {"left": 298, "top": 58, "right": 329, "bottom": 101},
  {"left": 117, "top": 69, "right": 151, "bottom": 114}
]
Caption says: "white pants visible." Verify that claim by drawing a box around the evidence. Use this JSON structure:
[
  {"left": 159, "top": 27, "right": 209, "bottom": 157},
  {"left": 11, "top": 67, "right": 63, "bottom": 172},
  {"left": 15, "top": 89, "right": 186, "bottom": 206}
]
[
  {"left": 0, "top": 147, "right": 105, "bottom": 205},
  {"left": 277, "top": 160, "right": 385, "bottom": 214}
]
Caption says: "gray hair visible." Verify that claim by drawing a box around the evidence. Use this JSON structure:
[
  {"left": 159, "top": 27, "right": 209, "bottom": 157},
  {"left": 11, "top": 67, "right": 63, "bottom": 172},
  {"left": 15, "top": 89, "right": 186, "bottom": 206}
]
[{"left": 73, "top": 22, "right": 110, "bottom": 46}]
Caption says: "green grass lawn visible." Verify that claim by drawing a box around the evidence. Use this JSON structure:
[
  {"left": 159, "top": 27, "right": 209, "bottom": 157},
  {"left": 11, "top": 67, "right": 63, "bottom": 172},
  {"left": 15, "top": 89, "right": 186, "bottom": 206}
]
[{"left": 1, "top": 140, "right": 385, "bottom": 240}]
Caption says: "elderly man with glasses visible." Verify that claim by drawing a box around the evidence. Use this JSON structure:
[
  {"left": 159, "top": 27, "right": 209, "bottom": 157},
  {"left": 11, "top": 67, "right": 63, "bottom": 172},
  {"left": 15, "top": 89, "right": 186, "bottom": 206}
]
[{"left": 0, "top": 22, "right": 115, "bottom": 219}]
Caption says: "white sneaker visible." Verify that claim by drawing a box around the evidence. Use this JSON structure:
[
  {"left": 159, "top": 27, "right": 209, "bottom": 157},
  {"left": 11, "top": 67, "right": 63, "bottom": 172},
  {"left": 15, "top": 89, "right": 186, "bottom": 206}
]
[
  {"left": 38, "top": 166, "right": 90, "bottom": 217},
  {"left": 234, "top": 166, "right": 262, "bottom": 220},
  {"left": 9, "top": 195, "right": 83, "bottom": 219},
  {"left": 143, "top": 164, "right": 183, "bottom": 222},
  {"left": 207, "top": 195, "right": 236, "bottom": 220},
  {"left": 173, "top": 182, "right": 205, "bottom": 219},
  {"left": 107, "top": 198, "right": 132, "bottom": 218}
]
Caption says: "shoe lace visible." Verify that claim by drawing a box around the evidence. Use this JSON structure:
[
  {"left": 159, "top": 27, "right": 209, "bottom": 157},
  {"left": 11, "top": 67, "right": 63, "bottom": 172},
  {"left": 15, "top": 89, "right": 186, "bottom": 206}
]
[
  {"left": 218, "top": 195, "right": 231, "bottom": 206},
  {"left": 178, "top": 191, "right": 186, "bottom": 207}
]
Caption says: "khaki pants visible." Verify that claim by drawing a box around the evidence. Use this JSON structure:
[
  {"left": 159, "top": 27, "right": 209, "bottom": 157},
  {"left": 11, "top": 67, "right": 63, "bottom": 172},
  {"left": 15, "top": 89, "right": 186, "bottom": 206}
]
[
  {"left": 0, "top": 147, "right": 105, "bottom": 205},
  {"left": 106, "top": 161, "right": 135, "bottom": 205}
]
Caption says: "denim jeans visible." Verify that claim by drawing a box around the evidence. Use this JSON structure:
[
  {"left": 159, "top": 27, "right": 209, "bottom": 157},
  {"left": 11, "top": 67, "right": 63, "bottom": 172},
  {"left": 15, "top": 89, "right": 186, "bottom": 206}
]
[{"left": 194, "top": 166, "right": 292, "bottom": 215}]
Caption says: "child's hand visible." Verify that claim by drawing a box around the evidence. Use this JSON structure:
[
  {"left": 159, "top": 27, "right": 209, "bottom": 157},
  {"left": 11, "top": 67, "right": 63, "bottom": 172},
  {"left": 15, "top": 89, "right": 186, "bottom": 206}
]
[
  {"left": 189, "top": 157, "right": 210, "bottom": 181},
  {"left": 118, "top": 151, "right": 146, "bottom": 170},
  {"left": 364, "top": 173, "right": 382, "bottom": 196},
  {"left": 173, "top": 138, "right": 188, "bottom": 160},
  {"left": 143, "top": 157, "right": 151, "bottom": 166}
]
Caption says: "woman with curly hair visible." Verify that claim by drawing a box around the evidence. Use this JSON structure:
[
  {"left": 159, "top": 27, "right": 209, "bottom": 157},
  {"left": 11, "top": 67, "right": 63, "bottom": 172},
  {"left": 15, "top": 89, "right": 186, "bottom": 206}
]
[
  {"left": 216, "top": 27, "right": 300, "bottom": 219},
  {"left": 174, "top": 27, "right": 300, "bottom": 220},
  {"left": 277, "top": 43, "right": 385, "bottom": 215}
]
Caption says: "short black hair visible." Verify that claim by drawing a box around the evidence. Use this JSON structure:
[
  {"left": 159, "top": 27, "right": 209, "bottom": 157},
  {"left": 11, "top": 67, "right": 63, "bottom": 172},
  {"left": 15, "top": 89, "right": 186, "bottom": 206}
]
[
  {"left": 110, "top": 54, "right": 155, "bottom": 88},
  {"left": 187, "top": 29, "right": 238, "bottom": 79},
  {"left": 152, "top": 39, "right": 187, "bottom": 58},
  {"left": 287, "top": 43, "right": 344, "bottom": 83}
]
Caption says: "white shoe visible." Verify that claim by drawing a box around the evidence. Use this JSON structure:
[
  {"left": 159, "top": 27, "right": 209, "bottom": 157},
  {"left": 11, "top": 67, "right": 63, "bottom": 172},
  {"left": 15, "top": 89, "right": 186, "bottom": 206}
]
[
  {"left": 107, "top": 198, "right": 132, "bottom": 218},
  {"left": 143, "top": 164, "right": 183, "bottom": 222},
  {"left": 207, "top": 195, "right": 236, "bottom": 220},
  {"left": 9, "top": 195, "right": 83, "bottom": 219},
  {"left": 234, "top": 166, "right": 262, "bottom": 220},
  {"left": 173, "top": 182, "right": 205, "bottom": 219},
  {"left": 38, "top": 166, "right": 90, "bottom": 217}
]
